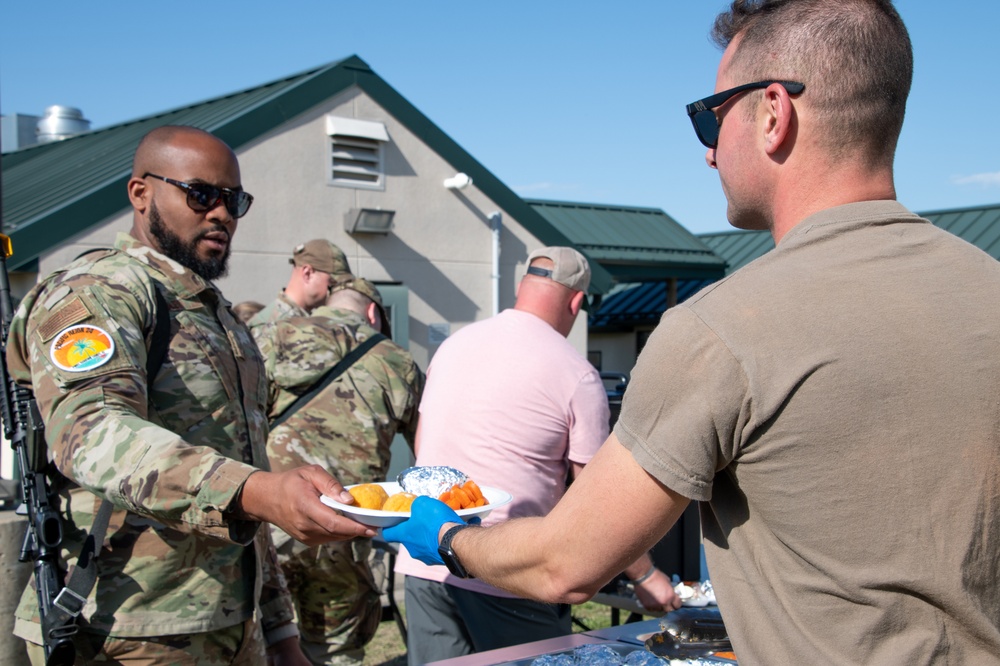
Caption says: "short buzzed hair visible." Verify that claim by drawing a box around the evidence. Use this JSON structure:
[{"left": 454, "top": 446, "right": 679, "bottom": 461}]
[
  {"left": 327, "top": 286, "right": 371, "bottom": 313},
  {"left": 712, "top": 0, "right": 912, "bottom": 166}
]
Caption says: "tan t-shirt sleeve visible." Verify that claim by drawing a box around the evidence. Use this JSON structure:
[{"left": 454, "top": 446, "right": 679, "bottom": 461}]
[{"left": 614, "top": 305, "right": 750, "bottom": 502}]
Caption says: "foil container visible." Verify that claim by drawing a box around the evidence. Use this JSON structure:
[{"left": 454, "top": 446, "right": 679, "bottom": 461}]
[
  {"left": 498, "top": 641, "right": 732, "bottom": 665},
  {"left": 644, "top": 607, "right": 732, "bottom": 660},
  {"left": 396, "top": 465, "right": 469, "bottom": 497}
]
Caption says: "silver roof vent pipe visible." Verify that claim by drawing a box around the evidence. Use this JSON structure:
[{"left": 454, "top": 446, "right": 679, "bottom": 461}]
[{"left": 36, "top": 105, "right": 91, "bottom": 143}]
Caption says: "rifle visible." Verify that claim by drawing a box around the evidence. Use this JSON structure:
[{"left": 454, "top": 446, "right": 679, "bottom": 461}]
[{"left": 0, "top": 235, "right": 77, "bottom": 665}]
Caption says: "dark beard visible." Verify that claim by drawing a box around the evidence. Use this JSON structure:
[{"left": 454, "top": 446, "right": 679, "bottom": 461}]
[{"left": 148, "top": 200, "right": 230, "bottom": 281}]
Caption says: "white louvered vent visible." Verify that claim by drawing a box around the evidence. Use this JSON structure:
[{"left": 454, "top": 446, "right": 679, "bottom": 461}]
[{"left": 326, "top": 116, "right": 389, "bottom": 190}]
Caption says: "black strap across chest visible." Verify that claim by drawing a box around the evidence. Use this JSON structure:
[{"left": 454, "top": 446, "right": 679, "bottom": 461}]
[{"left": 270, "top": 332, "right": 386, "bottom": 429}]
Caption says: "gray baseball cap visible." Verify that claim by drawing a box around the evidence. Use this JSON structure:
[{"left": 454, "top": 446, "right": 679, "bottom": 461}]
[{"left": 525, "top": 246, "right": 591, "bottom": 292}]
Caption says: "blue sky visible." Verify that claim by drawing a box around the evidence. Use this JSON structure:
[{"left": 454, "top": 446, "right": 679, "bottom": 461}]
[{"left": 2, "top": 1, "right": 998, "bottom": 234}]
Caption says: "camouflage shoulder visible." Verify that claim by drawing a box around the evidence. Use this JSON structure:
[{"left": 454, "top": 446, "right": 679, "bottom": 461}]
[
  {"left": 268, "top": 319, "right": 350, "bottom": 391},
  {"left": 16, "top": 247, "right": 161, "bottom": 329},
  {"left": 359, "top": 336, "right": 424, "bottom": 391},
  {"left": 276, "top": 315, "right": 351, "bottom": 354},
  {"left": 8, "top": 254, "right": 159, "bottom": 385},
  {"left": 249, "top": 297, "right": 307, "bottom": 329},
  {"left": 251, "top": 319, "right": 278, "bottom": 354},
  {"left": 372, "top": 336, "right": 418, "bottom": 368}
]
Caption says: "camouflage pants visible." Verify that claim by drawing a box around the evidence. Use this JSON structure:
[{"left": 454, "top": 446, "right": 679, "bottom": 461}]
[
  {"left": 25, "top": 617, "right": 265, "bottom": 665},
  {"left": 274, "top": 531, "right": 382, "bottom": 666}
]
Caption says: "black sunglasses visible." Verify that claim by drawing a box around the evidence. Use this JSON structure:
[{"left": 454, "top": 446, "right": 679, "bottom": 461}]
[
  {"left": 686, "top": 80, "right": 805, "bottom": 148},
  {"left": 143, "top": 172, "right": 254, "bottom": 219}
]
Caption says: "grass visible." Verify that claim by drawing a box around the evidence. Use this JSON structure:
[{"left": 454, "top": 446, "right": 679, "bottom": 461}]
[
  {"left": 362, "top": 601, "right": 623, "bottom": 665},
  {"left": 362, "top": 617, "right": 408, "bottom": 666}
]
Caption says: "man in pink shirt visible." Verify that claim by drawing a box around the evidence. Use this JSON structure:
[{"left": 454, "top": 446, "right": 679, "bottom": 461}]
[{"left": 394, "top": 247, "right": 679, "bottom": 665}]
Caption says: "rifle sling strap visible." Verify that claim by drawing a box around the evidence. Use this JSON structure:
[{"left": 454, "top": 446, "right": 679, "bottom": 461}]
[
  {"left": 42, "top": 284, "right": 172, "bottom": 644},
  {"left": 270, "top": 333, "right": 386, "bottom": 429}
]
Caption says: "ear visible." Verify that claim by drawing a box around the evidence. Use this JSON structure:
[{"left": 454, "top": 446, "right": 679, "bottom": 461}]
[
  {"left": 762, "top": 83, "right": 795, "bottom": 155},
  {"left": 569, "top": 290, "right": 586, "bottom": 316},
  {"left": 127, "top": 177, "right": 149, "bottom": 212},
  {"left": 366, "top": 302, "right": 381, "bottom": 328}
]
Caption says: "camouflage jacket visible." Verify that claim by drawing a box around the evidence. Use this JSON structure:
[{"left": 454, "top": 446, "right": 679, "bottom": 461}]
[
  {"left": 7, "top": 233, "right": 295, "bottom": 638},
  {"left": 248, "top": 293, "right": 306, "bottom": 329},
  {"left": 253, "top": 307, "right": 424, "bottom": 486}
]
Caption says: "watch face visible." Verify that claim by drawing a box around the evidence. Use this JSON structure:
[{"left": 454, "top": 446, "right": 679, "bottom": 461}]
[{"left": 439, "top": 547, "right": 470, "bottom": 579}]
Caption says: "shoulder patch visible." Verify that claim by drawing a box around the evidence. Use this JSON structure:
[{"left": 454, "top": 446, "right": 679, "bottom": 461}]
[
  {"left": 50, "top": 325, "right": 116, "bottom": 372},
  {"left": 37, "top": 296, "right": 92, "bottom": 343}
]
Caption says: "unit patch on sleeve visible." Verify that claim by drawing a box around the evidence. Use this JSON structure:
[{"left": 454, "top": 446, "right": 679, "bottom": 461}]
[{"left": 50, "top": 325, "right": 116, "bottom": 372}]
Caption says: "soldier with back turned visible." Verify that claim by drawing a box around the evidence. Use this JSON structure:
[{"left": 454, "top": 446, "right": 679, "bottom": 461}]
[{"left": 254, "top": 277, "right": 423, "bottom": 665}]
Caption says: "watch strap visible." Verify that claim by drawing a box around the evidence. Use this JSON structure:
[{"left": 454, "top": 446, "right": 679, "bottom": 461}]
[{"left": 438, "top": 523, "right": 476, "bottom": 578}]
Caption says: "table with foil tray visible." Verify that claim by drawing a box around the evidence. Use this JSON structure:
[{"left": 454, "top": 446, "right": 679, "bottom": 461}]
[
  {"left": 426, "top": 614, "right": 736, "bottom": 665},
  {"left": 493, "top": 641, "right": 736, "bottom": 665},
  {"left": 584, "top": 612, "right": 737, "bottom": 664},
  {"left": 492, "top": 641, "right": 661, "bottom": 665}
]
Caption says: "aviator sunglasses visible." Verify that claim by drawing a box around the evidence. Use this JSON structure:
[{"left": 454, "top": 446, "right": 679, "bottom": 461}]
[
  {"left": 143, "top": 173, "right": 254, "bottom": 219},
  {"left": 686, "top": 80, "right": 805, "bottom": 148}
]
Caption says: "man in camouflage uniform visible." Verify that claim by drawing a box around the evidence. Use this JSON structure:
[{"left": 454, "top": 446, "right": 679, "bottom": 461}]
[
  {"left": 7, "top": 126, "right": 374, "bottom": 665},
  {"left": 253, "top": 278, "right": 424, "bottom": 666},
  {"left": 249, "top": 239, "right": 352, "bottom": 327}
]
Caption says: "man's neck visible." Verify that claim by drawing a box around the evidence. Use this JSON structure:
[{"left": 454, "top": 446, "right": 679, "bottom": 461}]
[
  {"left": 281, "top": 284, "right": 309, "bottom": 310},
  {"left": 769, "top": 165, "right": 897, "bottom": 244},
  {"left": 512, "top": 303, "right": 571, "bottom": 338}
]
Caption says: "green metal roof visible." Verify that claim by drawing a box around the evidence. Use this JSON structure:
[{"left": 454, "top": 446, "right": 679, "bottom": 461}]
[
  {"left": 591, "top": 203, "right": 1000, "bottom": 330},
  {"left": 525, "top": 199, "right": 726, "bottom": 282},
  {"left": 0, "top": 56, "right": 614, "bottom": 292},
  {"left": 698, "top": 229, "right": 774, "bottom": 273},
  {"left": 694, "top": 202, "right": 1000, "bottom": 274},
  {"left": 922, "top": 203, "right": 1000, "bottom": 259}
]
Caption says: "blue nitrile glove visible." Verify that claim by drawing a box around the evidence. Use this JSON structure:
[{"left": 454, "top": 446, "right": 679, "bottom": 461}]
[{"left": 381, "top": 496, "right": 479, "bottom": 565}]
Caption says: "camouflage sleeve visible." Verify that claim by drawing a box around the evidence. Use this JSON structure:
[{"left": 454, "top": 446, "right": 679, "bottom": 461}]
[
  {"left": 398, "top": 361, "right": 425, "bottom": 449},
  {"left": 382, "top": 350, "right": 424, "bottom": 450},
  {"left": 256, "top": 526, "right": 298, "bottom": 642},
  {"left": 250, "top": 322, "right": 283, "bottom": 414},
  {"left": 8, "top": 272, "right": 259, "bottom": 543}
]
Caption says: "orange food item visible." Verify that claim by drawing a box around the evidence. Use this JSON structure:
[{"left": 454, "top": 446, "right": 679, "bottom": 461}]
[
  {"left": 382, "top": 492, "right": 418, "bottom": 512},
  {"left": 349, "top": 484, "right": 390, "bottom": 510},
  {"left": 453, "top": 486, "right": 472, "bottom": 506},
  {"left": 438, "top": 490, "right": 460, "bottom": 510},
  {"left": 437, "top": 481, "right": 490, "bottom": 510},
  {"left": 464, "top": 480, "right": 485, "bottom": 504}
]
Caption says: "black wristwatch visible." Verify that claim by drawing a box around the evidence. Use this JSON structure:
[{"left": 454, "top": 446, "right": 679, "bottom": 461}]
[{"left": 438, "top": 523, "right": 477, "bottom": 579}]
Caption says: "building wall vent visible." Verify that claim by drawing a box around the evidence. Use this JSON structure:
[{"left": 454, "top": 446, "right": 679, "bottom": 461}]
[
  {"left": 36, "top": 105, "right": 91, "bottom": 143},
  {"left": 326, "top": 116, "right": 388, "bottom": 190}
]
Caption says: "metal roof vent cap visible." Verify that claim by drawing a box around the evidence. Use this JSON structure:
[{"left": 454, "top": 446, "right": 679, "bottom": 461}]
[{"left": 36, "top": 105, "right": 91, "bottom": 143}]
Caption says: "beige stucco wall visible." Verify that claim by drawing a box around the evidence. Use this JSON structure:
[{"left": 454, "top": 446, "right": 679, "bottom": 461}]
[
  {"left": 34, "top": 86, "right": 591, "bottom": 370},
  {"left": 589, "top": 331, "right": 640, "bottom": 379}
]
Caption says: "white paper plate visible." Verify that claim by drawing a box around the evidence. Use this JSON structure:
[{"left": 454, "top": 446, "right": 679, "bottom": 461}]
[{"left": 320, "top": 481, "right": 513, "bottom": 528}]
